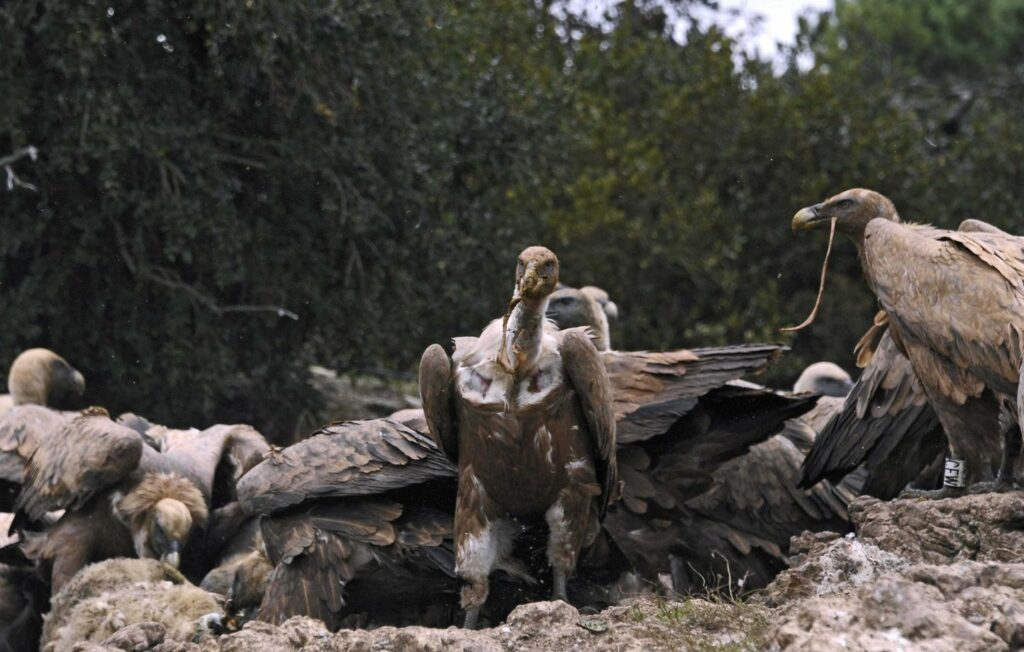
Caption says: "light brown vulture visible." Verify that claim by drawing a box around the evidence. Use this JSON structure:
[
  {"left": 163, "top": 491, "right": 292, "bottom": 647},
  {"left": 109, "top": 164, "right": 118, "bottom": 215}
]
[
  {"left": 792, "top": 188, "right": 1024, "bottom": 495},
  {"left": 419, "top": 246, "right": 619, "bottom": 628},
  {"left": 16, "top": 408, "right": 268, "bottom": 592},
  {"left": 799, "top": 221, "right": 1018, "bottom": 498},
  {"left": 0, "top": 348, "right": 85, "bottom": 415}
]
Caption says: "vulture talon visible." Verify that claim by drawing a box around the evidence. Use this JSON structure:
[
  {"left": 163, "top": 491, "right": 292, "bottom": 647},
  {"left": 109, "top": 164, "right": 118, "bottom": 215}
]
[{"left": 898, "top": 486, "right": 966, "bottom": 500}]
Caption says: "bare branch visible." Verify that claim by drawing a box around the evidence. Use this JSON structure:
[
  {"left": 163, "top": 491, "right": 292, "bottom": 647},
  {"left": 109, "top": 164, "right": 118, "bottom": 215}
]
[
  {"left": 110, "top": 218, "right": 299, "bottom": 321},
  {"left": 2, "top": 145, "right": 39, "bottom": 192}
]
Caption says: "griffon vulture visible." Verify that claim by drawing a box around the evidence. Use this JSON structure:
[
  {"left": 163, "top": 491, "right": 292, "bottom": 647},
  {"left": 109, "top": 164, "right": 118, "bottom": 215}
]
[
  {"left": 792, "top": 188, "right": 1024, "bottom": 495},
  {"left": 0, "top": 348, "right": 85, "bottom": 415},
  {"left": 799, "top": 221, "right": 1019, "bottom": 498},
  {"left": 419, "top": 246, "right": 619, "bottom": 628},
  {"left": 17, "top": 408, "right": 268, "bottom": 591},
  {"left": 793, "top": 362, "right": 853, "bottom": 396}
]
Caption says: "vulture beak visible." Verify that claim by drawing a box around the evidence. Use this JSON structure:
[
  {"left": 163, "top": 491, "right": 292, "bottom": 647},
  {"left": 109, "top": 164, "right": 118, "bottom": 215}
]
[
  {"left": 792, "top": 203, "right": 827, "bottom": 231},
  {"left": 162, "top": 540, "right": 181, "bottom": 569},
  {"left": 519, "top": 264, "right": 544, "bottom": 299},
  {"left": 603, "top": 300, "right": 619, "bottom": 321},
  {"left": 72, "top": 370, "right": 86, "bottom": 395}
]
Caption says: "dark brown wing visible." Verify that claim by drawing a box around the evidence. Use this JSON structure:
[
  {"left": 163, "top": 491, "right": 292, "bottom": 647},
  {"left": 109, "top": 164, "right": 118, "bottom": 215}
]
[
  {"left": 237, "top": 418, "right": 456, "bottom": 516},
  {"left": 16, "top": 410, "right": 143, "bottom": 521},
  {"left": 605, "top": 344, "right": 786, "bottom": 444},
  {"left": 0, "top": 406, "right": 72, "bottom": 511},
  {"left": 604, "top": 383, "right": 819, "bottom": 584},
  {"left": 800, "top": 327, "right": 946, "bottom": 497},
  {"left": 257, "top": 499, "right": 456, "bottom": 629},
  {"left": 561, "top": 329, "right": 619, "bottom": 512},
  {"left": 419, "top": 344, "right": 458, "bottom": 463}
]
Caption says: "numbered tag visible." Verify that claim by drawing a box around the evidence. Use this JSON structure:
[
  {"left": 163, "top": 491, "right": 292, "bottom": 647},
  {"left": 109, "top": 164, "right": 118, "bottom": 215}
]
[{"left": 943, "top": 458, "right": 966, "bottom": 488}]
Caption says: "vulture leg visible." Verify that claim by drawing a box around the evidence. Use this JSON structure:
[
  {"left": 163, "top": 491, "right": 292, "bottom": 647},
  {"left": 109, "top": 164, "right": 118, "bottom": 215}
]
[
  {"left": 455, "top": 471, "right": 513, "bottom": 629},
  {"left": 545, "top": 468, "right": 600, "bottom": 603},
  {"left": 994, "top": 424, "right": 1022, "bottom": 491}
]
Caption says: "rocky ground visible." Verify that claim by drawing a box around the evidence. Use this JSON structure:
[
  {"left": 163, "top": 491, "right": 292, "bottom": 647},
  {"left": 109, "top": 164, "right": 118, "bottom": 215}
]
[{"left": 42, "top": 492, "right": 1024, "bottom": 652}]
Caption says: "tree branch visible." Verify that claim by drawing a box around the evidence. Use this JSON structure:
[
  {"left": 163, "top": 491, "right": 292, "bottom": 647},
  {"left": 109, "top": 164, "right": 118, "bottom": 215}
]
[
  {"left": 2, "top": 145, "right": 38, "bottom": 192},
  {"left": 110, "top": 218, "right": 299, "bottom": 321}
]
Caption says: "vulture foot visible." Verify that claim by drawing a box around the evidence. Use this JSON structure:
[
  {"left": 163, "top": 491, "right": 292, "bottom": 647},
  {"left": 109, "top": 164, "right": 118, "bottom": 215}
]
[
  {"left": 898, "top": 486, "right": 966, "bottom": 500},
  {"left": 968, "top": 478, "right": 1022, "bottom": 494}
]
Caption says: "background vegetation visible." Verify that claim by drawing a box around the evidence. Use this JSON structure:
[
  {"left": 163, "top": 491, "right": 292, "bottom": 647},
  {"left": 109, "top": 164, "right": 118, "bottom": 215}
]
[{"left": 2, "top": 0, "right": 1023, "bottom": 441}]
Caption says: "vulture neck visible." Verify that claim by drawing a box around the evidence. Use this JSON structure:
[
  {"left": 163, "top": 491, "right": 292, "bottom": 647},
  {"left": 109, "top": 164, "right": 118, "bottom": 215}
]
[{"left": 500, "top": 297, "right": 548, "bottom": 377}]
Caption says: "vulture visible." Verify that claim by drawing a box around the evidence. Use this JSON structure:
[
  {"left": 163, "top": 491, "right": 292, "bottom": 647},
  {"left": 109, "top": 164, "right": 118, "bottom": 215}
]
[
  {"left": 0, "top": 348, "right": 85, "bottom": 414},
  {"left": 16, "top": 408, "right": 268, "bottom": 592},
  {"left": 793, "top": 362, "right": 853, "bottom": 396},
  {"left": 792, "top": 188, "right": 1024, "bottom": 495},
  {"left": 419, "top": 246, "right": 619, "bottom": 628},
  {"left": 0, "top": 405, "right": 74, "bottom": 512}
]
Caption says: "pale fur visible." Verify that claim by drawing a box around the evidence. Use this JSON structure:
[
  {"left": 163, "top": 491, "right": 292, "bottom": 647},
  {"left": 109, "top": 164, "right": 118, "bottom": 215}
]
[{"left": 114, "top": 472, "right": 207, "bottom": 546}]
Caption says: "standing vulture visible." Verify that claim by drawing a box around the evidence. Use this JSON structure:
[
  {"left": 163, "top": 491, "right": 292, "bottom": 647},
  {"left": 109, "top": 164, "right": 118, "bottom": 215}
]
[
  {"left": 419, "top": 246, "right": 618, "bottom": 628},
  {"left": 799, "top": 219, "right": 1019, "bottom": 498},
  {"left": 0, "top": 348, "right": 85, "bottom": 415},
  {"left": 792, "top": 188, "right": 1024, "bottom": 494}
]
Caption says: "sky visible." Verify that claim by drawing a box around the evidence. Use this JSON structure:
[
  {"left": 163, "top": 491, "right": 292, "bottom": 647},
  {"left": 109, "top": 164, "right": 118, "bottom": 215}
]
[{"left": 565, "top": 0, "right": 835, "bottom": 61}]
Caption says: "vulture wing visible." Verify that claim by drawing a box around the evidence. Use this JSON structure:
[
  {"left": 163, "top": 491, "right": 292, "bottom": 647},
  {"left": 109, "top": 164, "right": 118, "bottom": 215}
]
[
  {"left": 16, "top": 410, "right": 143, "bottom": 522},
  {"left": 865, "top": 221, "right": 1024, "bottom": 403},
  {"left": 237, "top": 418, "right": 456, "bottom": 516},
  {"left": 799, "top": 325, "right": 947, "bottom": 497},
  {"left": 257, "top": 499, "right": 456, "bottom": 629},
  {"left": 605, "top": 344, "right": 786, "bottom": 444},
  {"left": 0, "top": 406, "right": 71, "bottom": 483},
  {"left": 419, "top": 344, "right": 459, "bottom": 463},
  {"left": 561, "top": 329, "right": 620, "bottom": 513},
  {"left": 151, "top": 423, "right": 269, "bottom": 505}
]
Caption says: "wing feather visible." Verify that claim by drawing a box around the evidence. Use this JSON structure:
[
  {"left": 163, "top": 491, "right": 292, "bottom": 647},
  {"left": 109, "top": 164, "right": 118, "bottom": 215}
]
[
  {"left": 237, "top": 419, "right": 456, "bottom": 516},
  {"left": 16, "top": 410, "right": 143, "bottom": 521},
  {"left": 560, "top": 329, "right": 619, "bottom": 513}
]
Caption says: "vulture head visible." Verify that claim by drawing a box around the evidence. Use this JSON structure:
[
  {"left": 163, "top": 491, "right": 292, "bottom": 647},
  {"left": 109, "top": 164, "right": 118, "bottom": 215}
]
[
  {"left": 793, "top": 361, "right": 853, "bottom": 397},
  {"left": 115, "top": 472, "right": 208, "bottom": 569},
  {"left": 8, "top": 348, "right": 85, "bottom": 407},
  {"left": 580, "top": 286, "right": 618, "bottom": 322},
  {"left": 546, "top": 286, "right": 613, "bottom": 351},
  {"left": 514, "top": 246, "right": 560, "bottom": 301},
  {"left": 792, "top": 188, "right": 899, "bottom": 238}
]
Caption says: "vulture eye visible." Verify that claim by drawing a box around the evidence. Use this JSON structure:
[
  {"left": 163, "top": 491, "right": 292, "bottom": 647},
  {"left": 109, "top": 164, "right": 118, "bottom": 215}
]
[{"left": 836, "top": 199, "right": 854, "bottom": 209}]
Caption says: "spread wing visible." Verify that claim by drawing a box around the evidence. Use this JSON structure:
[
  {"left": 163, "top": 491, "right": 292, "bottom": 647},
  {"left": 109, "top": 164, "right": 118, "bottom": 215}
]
[
  {"left": 237, "top": 418, "right": 456, "bottom": 516},
  {"left": 16, "top": 410, "right": 143, "bottom": 521},
  {"left": 604, "top": 383, "right": 820, "bottom": 586},
  {"left": 800, "top": 325, "right": 947, "bottom": 498},
  {"left": 257, "top": 499, "right": 455, "bottom": 629},
  {"left": 560, "top": 329, "right": 619, "bottom": 512},
  {"left": 419, "top": 344, "right": 458, "bottom": 463},
  {"left": 604, "top": 344, "right": 786, "bottom": 444}
]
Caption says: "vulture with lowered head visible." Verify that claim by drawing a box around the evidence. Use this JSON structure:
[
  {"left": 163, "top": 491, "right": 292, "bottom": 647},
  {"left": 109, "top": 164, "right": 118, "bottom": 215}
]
[
  {"left": 17, "top": 408, "right": 268, "bottom": 591},
  {"left": 792, "top": 188, "right": 1024, "bottom": 495},
  {"left": 420, "top": 246, "right": 618, "bottom": 628},
  {"left": 0, "top": 348, "right": 85, "bottom": 414}
]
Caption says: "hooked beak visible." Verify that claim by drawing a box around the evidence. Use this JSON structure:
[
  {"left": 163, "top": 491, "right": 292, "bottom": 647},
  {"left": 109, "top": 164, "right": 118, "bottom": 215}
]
[
  {"left": 161, "top": 540, "right": 181, "bottom": 568},
  {"left": 73, "top": 371, "right": 86, "bottom": 395},
  {"left": 792, "top": 204, "right": 829, "bottom": 231}
]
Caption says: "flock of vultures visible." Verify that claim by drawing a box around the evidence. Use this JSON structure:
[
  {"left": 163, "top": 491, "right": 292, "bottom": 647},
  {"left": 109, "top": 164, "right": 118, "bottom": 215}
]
[{"left": 2, "top": 188, "right": 1024, "bottom": 649}]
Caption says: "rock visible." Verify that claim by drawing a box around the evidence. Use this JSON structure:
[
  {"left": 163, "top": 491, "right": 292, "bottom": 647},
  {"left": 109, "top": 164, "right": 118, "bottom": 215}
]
[
  {"left": 851, "top": 493, "right": 1024, "bottom": 563},
  {"left": 761, "top": 530, "right": 907, "bottom": 606}
]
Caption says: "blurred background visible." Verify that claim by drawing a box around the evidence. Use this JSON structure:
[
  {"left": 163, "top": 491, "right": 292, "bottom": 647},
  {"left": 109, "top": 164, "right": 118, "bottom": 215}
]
[{"left": 2, "top": 0, "right": 1022, "bottom": 442}]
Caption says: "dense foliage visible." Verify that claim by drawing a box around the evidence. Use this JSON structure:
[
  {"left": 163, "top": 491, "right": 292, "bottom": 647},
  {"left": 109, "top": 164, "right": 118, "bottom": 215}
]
[{"left": 2, "top": 0, "right": 1023, "bottom": 440}]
